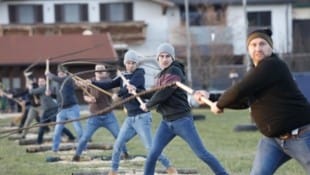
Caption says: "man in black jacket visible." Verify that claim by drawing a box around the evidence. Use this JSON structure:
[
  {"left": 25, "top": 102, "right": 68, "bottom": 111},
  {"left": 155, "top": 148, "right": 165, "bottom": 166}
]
[
  {"left": 141, "top": 43, "right": 228, "bottom": 175},
  {"left": 194, "top": 29, "right": 310, "bottom": 174}
]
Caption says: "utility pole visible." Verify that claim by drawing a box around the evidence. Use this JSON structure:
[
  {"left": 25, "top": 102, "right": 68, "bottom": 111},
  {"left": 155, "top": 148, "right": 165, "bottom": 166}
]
[
  {"left": 243, "top": 0, "right": 251, "bottom": 70},
  {"left": 184, "top": 0, "right": 192, "bottom": 86}
]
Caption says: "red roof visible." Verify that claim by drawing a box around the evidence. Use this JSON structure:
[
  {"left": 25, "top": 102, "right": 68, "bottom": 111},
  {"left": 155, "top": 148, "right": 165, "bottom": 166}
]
[{"left": 0, "top": 34, "right": 117, "bottom": 65}]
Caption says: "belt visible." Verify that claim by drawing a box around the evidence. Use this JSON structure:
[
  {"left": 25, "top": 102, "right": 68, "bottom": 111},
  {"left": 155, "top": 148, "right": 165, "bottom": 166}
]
[{"left": 279, "top": 123, "right": 310, "bottom": 140}]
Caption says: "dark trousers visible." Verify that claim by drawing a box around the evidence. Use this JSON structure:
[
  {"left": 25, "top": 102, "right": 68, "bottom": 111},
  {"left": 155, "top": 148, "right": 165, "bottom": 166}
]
[{"left": 37, "top": 107, "right": 75, "bottom": 144}]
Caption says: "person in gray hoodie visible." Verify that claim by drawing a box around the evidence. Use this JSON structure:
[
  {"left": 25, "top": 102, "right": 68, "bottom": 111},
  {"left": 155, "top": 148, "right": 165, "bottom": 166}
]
[{"left": 29, "top": 76, "right": 75, "bottom": 144}]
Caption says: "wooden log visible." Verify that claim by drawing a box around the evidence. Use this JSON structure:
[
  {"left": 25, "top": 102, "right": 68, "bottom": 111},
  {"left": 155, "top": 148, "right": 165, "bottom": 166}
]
[
  {"left": 157, "top": 168, "right": 198, "bottom": 174},
  {"left": 26, "top": 143, "right": 113, "bottom": 153},
  {"left": 8, "top": 134, "right": 23, "bottom": 140},
  {"left": 86, "top": 143, "right": 113, "bottom": 150},
  {"left": 19, "top": 137, "right": 53, "bottom": 145},
  {"left": 72, "top": 172, "right": 107, "bottom": 175},
  {"left": 72, "top": 168, "right": 198, "bottom": 175}
]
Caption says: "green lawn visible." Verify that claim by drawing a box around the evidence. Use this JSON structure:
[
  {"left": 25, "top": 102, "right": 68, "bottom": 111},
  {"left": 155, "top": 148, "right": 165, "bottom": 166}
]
[{"left": 0, "top": 109, "right": 305, "bottom": 175}]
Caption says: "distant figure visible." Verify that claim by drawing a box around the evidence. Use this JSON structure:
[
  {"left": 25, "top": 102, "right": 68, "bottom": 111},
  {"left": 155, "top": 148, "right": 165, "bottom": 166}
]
[{"left": 228, "top": 69, "right": 239, "bottom": 85}]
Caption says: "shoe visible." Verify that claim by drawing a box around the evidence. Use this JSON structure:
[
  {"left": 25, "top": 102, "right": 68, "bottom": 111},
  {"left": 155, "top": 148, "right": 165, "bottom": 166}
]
[
  {"left": 72, "top": 155, "right": 80, "bottom": 162},
  {"left": 121, "top": 152, "right": 130, "bottom": 160},
  {"left": 108, "top": 171, "right": 117, "bottom": 175},
  {"left": 166, "top": 166, "right": 178, "bottom": 175}
]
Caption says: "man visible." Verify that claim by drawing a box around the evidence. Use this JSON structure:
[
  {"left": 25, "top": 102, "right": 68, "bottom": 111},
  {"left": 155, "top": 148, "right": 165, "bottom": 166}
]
[
  {"left": 45, "top": 65, "right": 83, "bottom": 152},
  {"left": 140, "top": 43, "right": 228, "bottom": 175},
  {"left": 194, "top": 29, "right": 310, "bottom": 174},
  {"left": 91, "top": 50, "right": 177, "bottom": 175},
  {"left": 29, "top": 76, "right": 75, "bottom": 144},
  {"left": 72, "top": 64, "right": 129, "bottom": 161}
]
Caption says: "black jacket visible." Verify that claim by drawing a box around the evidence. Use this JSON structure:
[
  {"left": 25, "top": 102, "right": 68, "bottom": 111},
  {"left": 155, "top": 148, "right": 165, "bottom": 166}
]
[
  {"left": 146, "top": 61, "right": 191, "bottom": 121},
  {"left": 217, "top": 54, "right": 310, "bottom": 137}
]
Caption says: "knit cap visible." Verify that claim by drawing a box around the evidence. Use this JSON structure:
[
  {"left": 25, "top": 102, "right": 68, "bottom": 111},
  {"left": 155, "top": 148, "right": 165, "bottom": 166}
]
[
  {"left": 156, "top": 43, "right": 175, "bottom": 60},
  {"left": 57, "top": 65, "right": 68, "bottom": 73},
  {"left": 123, "top": 50, "right": 139, "bottom": 64},
  {"left": 247, "top": 29, "right": 273, "bottom": 48}
]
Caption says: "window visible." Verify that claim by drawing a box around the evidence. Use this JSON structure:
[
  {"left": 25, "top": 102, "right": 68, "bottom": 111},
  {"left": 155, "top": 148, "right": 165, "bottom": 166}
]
[
  {"left": 55, "top": 4, "right": 88, "bottom": 23},
  {"left": 247, "top": 11, "right": 271, "bottom": 31},
  {"left": 8, "top": 4, "right": 43, "bottom": 24},
  {"left": 100, "top": 3, "right": 133, "bottom": 22},
  {"left": 180, "top": 4, "right": 226, "bottom": 26},
  {"left": 12, "top": 78, "right": 21, "bottom": 89}
]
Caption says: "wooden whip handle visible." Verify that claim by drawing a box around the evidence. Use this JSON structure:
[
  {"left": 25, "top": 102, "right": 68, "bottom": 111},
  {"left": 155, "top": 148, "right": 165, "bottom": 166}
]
[
  {"left": 175, "top": 81, "right": 213, "bottom": 107},
  {"left": 117, "top": 70, "right": 144, "bottom": 105}
]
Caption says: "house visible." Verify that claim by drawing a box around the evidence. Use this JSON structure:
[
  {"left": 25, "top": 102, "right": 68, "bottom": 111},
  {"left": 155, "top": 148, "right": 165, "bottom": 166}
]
[
  {"left": 0, "top": 0, "right": 176, "bottom": 89},
  {"left": 0, "top": 33, "right": 117, "bottom": 91},
  {"left": 0, "top": 0, "right": 309, "bottom": 91}
]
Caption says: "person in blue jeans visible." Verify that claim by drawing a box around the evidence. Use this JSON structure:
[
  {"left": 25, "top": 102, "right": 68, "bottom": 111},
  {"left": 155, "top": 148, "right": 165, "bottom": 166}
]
[
  {"left": 72, "top": 64, "right": 129, "bottom": 161},
  {"left": 91, "top": 50, "right": 177, "bottom": 175},
  {"left": 195, "top": 29, "right": 310, "bottom": 175},
  {"left": 45, "top": 65, "right": 83, "bottom": 152},
  {"left": 140, "top": 43, "right": 228, "bottom": 175}
]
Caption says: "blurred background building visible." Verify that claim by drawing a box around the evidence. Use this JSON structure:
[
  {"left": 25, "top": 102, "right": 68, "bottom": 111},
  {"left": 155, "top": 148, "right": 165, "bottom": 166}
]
[{"left": 0, "top": 0, "right": 309, "bottom": 100}]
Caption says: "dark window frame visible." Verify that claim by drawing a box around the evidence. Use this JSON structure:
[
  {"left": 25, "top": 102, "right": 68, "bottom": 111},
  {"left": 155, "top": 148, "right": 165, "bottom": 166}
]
[
  {"left": 100, "top": 2, "right": 133, "bottom": 22},
  {"left": 8, "top": 4, "right": 43, "bottom": 24},
  {"left": 55, "top": 3, "right": 88, "bottom": 23}
]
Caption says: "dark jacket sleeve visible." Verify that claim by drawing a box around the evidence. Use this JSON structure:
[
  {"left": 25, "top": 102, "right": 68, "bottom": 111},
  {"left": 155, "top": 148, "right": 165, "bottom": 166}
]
[
  {"left": 29, "top": 87, "right": 45, "bottom": 95},
  {"left": 92, "top": 77, "right": 121, "bottom": 90}
]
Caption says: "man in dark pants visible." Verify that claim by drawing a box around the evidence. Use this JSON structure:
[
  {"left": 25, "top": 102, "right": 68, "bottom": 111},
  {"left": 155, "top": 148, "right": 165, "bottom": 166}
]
[
  {"left": 30, "top": 76, "right": 75, "bottom": 144},
  {"left": 194, "top": 29, "right": 310, "bottom": 174}
]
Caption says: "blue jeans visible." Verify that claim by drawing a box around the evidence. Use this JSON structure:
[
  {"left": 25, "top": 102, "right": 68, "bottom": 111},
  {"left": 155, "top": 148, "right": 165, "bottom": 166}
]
[
  {"left": 52, "top": 104, "right": 83, "bottom": 152},
  {"left": 37, "top": 107, "right": 75, "bottom": 144},
  {"left": 75, "top": 112, "right": 128, "bottom": 156},
  {"left": 111, "top": 112, "right": 171, "bottom": 172},
  {"left": 144, "top": 115, "right": 228, "bottom": 175},
  {"left": 250, "top": 126, "right": 310, "bottom": 175}
]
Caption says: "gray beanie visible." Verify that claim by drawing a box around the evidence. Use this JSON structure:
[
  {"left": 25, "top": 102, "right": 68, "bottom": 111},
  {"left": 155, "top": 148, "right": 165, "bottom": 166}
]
[
  {"left": 57, "top": 65, "right": 68, "bottom": 73},
  {"left": 156, "top": 43, "right": 175, "bottom": 60},
  {"left": 123, "top": 50, "right": 139, "bottom": 64}
]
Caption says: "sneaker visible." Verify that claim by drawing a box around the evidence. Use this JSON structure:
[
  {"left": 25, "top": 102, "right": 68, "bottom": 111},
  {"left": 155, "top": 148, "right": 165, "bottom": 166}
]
[
  {"left": 166, "top": 166, "right": 178, "bottom": 175},
  {"left": 108, "top": 171, "right": 118, "bottom": 175},
  {"left": 72, "top": 155, "right": 80, "bottom": 162},
  {"left": 121, "top": 152, "right": 130, "bottom": 160}
]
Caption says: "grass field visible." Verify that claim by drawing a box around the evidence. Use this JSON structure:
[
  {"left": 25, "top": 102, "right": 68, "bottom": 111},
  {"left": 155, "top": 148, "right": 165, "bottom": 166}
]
[{"left": 0, "top": 109, "right": 305, "bottom": 175}]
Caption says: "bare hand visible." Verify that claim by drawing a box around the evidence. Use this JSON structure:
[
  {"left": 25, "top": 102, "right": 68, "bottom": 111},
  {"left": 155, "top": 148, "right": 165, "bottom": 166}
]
[
  {"left": 126, "top": 83, "right": 137, "bottom": 95},
  {"left": 45, "top": 89, "right": 51, "bottom": 96},
  {"left": 84, "top": 95, "right": 96, "bottom": 103},
  {"left": 140, "top": 103, "right": 148, "bottom": 112},
  {"left": 193, "top": 90, "right": 210, "bottom": 105},
  {"left": 210, "top": 102, "right": 224, "bottom": 114}
]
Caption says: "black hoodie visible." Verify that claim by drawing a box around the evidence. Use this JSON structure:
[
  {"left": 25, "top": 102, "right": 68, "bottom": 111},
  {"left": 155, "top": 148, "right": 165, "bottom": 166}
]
[{"left": 146, "top": 61, "right": 191, "bottom": 121}]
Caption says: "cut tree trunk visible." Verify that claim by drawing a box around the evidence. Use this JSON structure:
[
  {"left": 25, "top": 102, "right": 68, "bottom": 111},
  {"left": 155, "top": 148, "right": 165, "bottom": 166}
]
[
  {"left": 26, "top": 143, "right": 113, "bottom": 153},
  {"left": 19, "top": 137, "right": 53, "bottom": 145}
]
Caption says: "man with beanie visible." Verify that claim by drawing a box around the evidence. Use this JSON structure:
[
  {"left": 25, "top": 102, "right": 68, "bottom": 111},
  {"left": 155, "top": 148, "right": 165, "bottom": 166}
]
[
  {"left": 194, "top": 29, "right": 310, "bottom": 174},
  {"left": 90, "top": 50, "right": 177, "bottom": 175},
  {"left": 140, "top": 43, "right": 228, "bottom": 175}
]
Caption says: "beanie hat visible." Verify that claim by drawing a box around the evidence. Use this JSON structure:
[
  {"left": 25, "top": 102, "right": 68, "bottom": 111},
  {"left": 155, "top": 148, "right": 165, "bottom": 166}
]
[
  {"left": 247, "top": 29, "right": 273, "bottom": 48},
  {"left": 156, "top": 43, "right": 175, "bottom": 60},
  {"left": 123, "top": 50, "right": 139, "bottom": 64},
  {"left": 57, "top": 65, "right": 68, "bottom": 73}
]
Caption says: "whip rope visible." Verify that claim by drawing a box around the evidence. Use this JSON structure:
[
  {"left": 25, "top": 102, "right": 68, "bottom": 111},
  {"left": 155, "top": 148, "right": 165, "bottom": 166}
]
[{"left": 0, "top": 82, "right": 176, "bottom": 139}]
